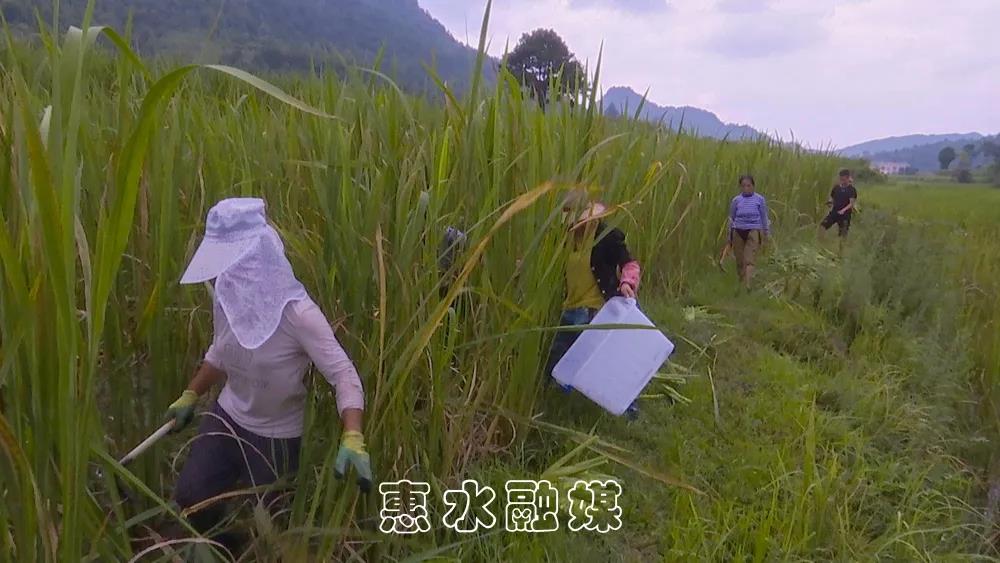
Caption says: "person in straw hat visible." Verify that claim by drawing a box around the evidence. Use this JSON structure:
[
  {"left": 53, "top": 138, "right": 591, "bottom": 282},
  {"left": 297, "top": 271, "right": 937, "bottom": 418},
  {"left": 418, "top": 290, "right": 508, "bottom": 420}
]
[
  {"left": 164, "top": 198, "right": 371, "bottom": 546},
  {"left": 544, "top": 191, "right": 642, "bottom": 379}
]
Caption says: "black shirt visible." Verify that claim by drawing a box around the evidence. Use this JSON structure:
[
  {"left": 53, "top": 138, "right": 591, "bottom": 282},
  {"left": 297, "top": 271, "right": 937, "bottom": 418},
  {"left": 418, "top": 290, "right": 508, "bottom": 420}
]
[
  {"left": 589, "top": 223, "right": 635, "bottom": 301},
  {"left": 830, "top": 184, "right": 858, "bottom": 215}
]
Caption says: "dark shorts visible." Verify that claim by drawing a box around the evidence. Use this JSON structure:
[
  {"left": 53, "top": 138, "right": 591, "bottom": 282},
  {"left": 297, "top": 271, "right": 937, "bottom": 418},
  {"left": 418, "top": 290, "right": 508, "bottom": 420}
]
[
  {"left": 821, "top": 211, "right": 851, "bottom": 237},
  {"left": 173, "top": 403, "right": 301, "bottom": 534},
  {"left": 731, "top": 229, "right": 762, "bottom": 270}
]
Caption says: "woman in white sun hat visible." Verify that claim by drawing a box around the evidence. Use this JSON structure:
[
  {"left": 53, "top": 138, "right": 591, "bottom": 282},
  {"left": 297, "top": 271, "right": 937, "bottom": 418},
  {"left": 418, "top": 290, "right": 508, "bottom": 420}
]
[{"left": 165, "top": 197, "right": 370, "bottom": 544}]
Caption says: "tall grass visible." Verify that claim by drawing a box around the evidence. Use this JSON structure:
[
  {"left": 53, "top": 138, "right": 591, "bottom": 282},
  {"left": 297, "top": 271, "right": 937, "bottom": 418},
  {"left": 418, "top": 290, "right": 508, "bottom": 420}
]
[{"left": 0, "top": 8, "right": 841, "bottom": 561}]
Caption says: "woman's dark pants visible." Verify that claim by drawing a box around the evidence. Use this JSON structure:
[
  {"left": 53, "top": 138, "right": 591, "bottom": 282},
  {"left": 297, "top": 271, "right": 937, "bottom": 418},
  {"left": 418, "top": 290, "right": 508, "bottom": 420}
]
[{"left": 173, "top": 403, "right": 301, "bottom": 548}]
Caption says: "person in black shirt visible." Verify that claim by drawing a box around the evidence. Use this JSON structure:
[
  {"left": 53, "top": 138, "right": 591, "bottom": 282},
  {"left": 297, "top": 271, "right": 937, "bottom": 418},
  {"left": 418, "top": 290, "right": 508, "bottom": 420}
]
[{"left": 821, "top": 169, "right": 858, "bottom": 237}]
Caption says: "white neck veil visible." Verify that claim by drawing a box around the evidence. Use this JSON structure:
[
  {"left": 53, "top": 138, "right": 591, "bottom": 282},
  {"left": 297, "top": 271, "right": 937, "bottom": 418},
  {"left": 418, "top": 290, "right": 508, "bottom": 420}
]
[{"left": 213, "top": 226, "right": 307, "bottom": 349}]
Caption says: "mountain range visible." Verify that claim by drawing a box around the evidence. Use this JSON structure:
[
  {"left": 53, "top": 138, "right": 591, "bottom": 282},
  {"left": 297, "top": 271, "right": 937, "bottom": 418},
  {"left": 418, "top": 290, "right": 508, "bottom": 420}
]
[
  {"left": 0, "top": 3, "right": 767, "bottom": 141},
  {"left": 0, "top": 0, "right": 491, "bottom": 93},
  {"left": 603, "top": 87, "right": 764, "bottom": 140},
  {"left": 839, "top": 133, "right": 985, "bottom": 158},
  {"left": 851, "top": 135, "right": 997, "bottom": 172},
  {"left": 2, "top": 2, "right": 987, "bottom": 156}
]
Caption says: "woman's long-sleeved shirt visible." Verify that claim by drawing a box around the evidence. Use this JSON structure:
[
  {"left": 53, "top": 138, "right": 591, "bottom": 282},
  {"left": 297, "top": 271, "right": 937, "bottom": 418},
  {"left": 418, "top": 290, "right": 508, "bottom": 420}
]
[
  {"left": 729, "top": 192, "right": 770, "bottom": 234},
  {"left": 204, "top": 297, "right": 365, "bottom": 439}
]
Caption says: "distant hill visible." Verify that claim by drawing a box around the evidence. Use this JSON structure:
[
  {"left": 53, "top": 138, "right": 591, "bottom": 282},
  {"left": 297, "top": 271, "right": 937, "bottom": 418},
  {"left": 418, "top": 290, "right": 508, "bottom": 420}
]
[
  {"left": 840, "top": 133, "right": 984, "bottom": 158},
  {"left": 860, "top": 135, "right": 998, "bottom": 172},
  {"left": 0, "top": 0, "right": 492, "bottom": 93},
  {"left": 603, "top": 86, "right": 764, "bottom": 140}
]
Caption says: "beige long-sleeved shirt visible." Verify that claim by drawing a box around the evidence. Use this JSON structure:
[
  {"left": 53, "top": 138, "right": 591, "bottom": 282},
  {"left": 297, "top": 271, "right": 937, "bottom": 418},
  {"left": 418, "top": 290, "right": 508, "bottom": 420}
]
[{"left": 205, "top": 297, "right": 365, "bottom": 439}]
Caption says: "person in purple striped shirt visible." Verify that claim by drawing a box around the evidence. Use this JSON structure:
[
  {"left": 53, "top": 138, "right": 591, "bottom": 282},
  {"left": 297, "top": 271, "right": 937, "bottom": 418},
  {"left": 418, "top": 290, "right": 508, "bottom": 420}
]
[{"left": 727, "top": 175, "right": 770, "bottom": 290}]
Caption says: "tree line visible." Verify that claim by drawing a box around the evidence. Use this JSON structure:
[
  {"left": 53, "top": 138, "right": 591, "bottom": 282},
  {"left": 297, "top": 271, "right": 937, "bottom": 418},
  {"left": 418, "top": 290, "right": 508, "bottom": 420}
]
[{"left": 938, "top": 140, "right": 1000, "bottom": 185}]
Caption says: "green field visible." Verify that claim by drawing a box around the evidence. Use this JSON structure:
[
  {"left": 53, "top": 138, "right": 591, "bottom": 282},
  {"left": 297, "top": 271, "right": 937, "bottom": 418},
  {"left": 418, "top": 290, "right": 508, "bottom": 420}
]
[
  {"left": 2, "top": 22, "right": 1000, "bottom": 563},
  {"left": 865, "top": 180, "right": 1000, "bottom": 225}
]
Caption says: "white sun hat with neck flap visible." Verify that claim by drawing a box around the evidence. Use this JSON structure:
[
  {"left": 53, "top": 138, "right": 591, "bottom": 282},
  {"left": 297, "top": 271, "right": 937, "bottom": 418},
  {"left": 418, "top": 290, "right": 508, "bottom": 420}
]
[
  {"left": 181, "top": 197, "right": 307, "bottom": 349},
  {"left": 180, "top": 198, "right": 270, "bottom": 284}
]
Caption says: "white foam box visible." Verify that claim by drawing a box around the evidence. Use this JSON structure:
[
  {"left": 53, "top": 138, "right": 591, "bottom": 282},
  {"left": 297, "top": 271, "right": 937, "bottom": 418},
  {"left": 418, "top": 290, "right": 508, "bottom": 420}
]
[{"left": 552, "top": 297, "right": 675, "bottom": 415}]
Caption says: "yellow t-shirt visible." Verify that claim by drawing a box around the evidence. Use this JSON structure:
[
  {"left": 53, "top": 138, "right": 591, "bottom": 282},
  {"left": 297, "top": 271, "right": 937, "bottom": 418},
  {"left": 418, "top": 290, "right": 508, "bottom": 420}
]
[{"left": 563, "top": 245, "right": 605, "bottom": 310}]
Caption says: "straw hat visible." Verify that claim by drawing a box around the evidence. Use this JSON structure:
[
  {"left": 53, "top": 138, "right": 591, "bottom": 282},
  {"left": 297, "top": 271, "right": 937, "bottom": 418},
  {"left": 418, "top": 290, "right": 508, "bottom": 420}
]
[{"left": 570, "top": 202, "right": 609, "bottom": 230}]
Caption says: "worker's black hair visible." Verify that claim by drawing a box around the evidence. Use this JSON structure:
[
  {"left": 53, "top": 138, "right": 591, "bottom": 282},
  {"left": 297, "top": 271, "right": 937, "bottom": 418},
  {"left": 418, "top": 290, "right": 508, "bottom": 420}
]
[
  {"left": 739, "top": 174, "right": 755, "bottom": 186},
  {"left": 839, "top": 168, "right": 851, "bottom": 177}
]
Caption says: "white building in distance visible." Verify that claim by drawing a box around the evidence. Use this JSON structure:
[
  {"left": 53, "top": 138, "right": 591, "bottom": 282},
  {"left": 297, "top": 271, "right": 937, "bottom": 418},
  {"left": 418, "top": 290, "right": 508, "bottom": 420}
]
[{"left": 872, "top": 161, "right": 910, "bottom": 175}]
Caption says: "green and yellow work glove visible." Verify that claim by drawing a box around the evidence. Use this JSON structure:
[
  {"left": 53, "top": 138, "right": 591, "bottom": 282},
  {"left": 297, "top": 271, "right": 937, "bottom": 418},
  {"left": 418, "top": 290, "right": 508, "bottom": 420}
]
[
  {"left": 335, "top": 431, "right": 373, "bottom": 494},
  {"left": 165, "top": 390, "right": 198, "bottom": 433}
]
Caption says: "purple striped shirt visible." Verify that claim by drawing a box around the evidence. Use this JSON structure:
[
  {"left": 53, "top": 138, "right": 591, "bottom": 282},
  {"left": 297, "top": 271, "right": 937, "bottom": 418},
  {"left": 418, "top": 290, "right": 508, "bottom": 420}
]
[{"left": 729, "top": 192, "right": 770, "bottom": 234}]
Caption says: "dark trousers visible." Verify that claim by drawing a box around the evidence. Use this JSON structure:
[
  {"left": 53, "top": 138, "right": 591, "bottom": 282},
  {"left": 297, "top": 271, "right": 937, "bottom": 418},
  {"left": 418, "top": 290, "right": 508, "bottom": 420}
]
[
  {"left": 545, "top": 307, "right": 598, "bottom": 378},
  {"left": 174, "top": 403, "right": 301, "bottom": 542}
]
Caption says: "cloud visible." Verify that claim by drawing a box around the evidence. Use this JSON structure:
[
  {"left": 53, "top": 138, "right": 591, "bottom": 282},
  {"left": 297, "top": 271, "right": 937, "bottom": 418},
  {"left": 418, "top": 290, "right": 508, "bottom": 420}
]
[
  {"left": 568, "top": 0, "right": 670, "bottom": 14},
  {"left": 715, "top": 0, "right": 771, "bottom": 14},
  {"left": 418, "top": 0, "right": 1000, "bottom": 147},
  {"left": 704, "top": 2, "right": 835, "bottom": 59},
  {"left": 705, "top": 19, "right": 826, "bottom": 59}
]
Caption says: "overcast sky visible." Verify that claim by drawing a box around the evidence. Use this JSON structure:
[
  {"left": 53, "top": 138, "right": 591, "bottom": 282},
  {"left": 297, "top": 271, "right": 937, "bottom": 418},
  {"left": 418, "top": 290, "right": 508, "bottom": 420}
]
[{"left": 418, "top": 0, "right": 998, "bottom": 148}]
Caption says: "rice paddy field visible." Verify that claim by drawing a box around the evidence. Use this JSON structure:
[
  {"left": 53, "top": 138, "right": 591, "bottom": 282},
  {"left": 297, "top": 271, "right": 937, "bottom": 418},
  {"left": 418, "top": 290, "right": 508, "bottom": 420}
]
[
  {"left": 2, "top": 17, "right": 1000, "bottom": 563},
  {"left": 864, "top": 180, "right": 1000, "bottom": 226}
]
